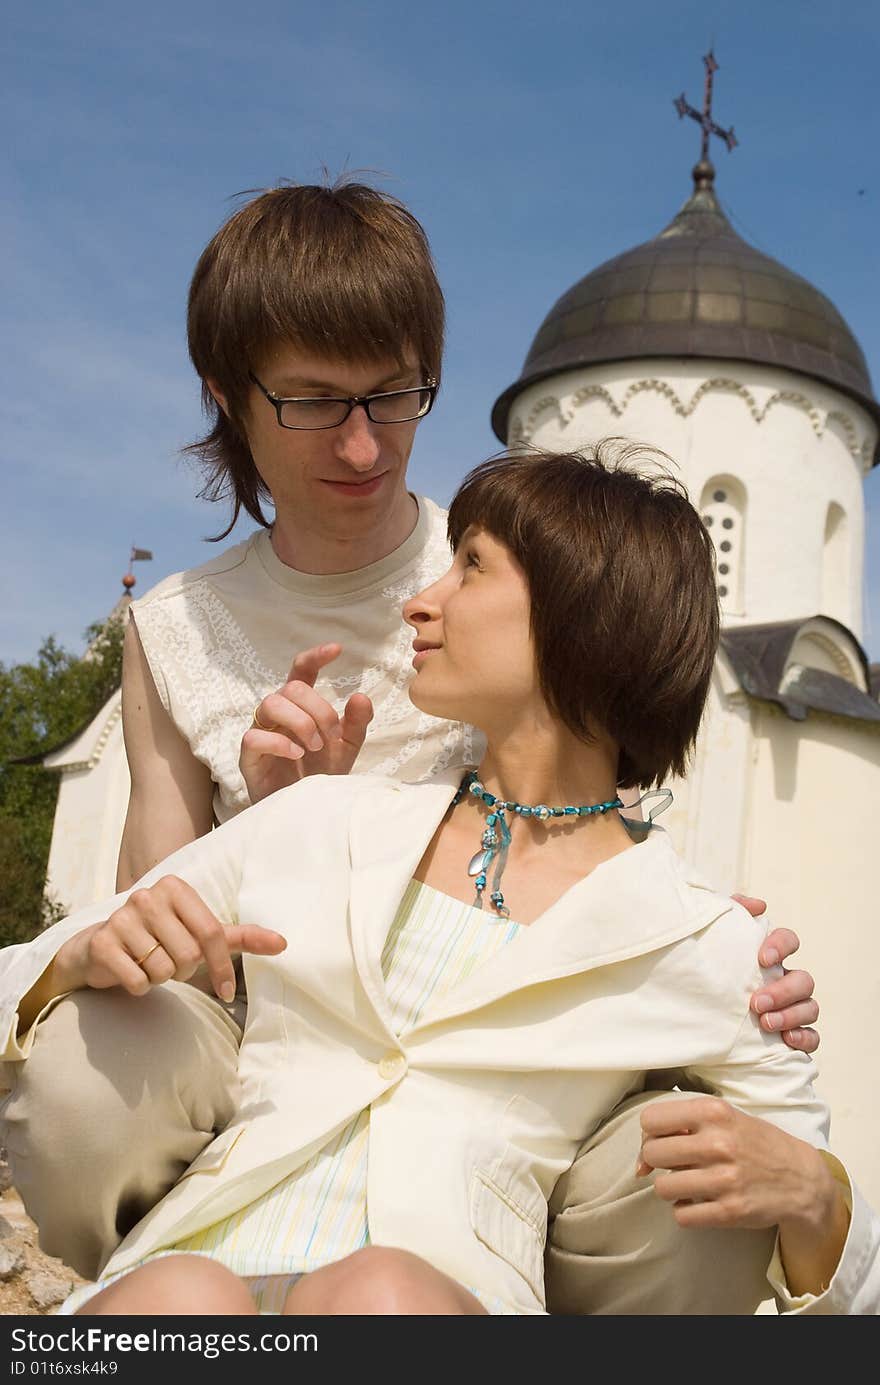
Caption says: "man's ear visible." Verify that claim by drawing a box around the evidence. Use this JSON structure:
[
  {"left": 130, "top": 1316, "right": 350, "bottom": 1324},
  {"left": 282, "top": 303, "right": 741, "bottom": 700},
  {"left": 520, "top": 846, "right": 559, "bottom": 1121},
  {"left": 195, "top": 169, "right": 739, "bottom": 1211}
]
[{"left": 205, "top": 378, "right": 231, "bottom": 417}]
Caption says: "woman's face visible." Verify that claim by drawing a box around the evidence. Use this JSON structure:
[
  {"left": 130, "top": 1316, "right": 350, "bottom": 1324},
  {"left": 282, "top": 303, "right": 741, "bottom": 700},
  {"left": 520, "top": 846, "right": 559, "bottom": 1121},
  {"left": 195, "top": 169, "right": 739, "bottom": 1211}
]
[{"left": 403, "top": 527, "right": 541, "bottom": 729}]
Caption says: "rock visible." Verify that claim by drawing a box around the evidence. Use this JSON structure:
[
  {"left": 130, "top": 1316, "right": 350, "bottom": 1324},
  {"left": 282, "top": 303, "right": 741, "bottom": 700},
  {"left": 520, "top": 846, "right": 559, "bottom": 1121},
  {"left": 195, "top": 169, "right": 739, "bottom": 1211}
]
[
  {"left": 0, "top": 1241, "right": 25, "bottom": 1279},
  {"left": 25, "top": 1268, "right": 76, "bottom": 1311},
  {"left": 0, "top": 1190, "right": 87, "bottom": 1314},
  {"left": 0, "top": 1151, "right": 12, "bottom": 1196}
]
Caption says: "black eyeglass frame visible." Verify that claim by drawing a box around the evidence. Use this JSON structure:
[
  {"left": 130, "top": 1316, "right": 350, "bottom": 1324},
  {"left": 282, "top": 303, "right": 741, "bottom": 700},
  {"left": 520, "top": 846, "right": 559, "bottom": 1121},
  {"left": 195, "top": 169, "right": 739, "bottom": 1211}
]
[{"left": 248, "top": 371, "right": 438, "bottom": 430}]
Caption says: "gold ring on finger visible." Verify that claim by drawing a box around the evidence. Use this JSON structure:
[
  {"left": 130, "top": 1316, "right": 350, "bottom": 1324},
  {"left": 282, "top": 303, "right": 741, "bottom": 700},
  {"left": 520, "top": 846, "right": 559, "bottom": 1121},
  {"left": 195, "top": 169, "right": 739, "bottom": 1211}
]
[
  {"left": 135, "top": 941, "right": 162, "bottom": 969},
  {"left": 252, "top": 704, "right": 274, "bottom": 731}
]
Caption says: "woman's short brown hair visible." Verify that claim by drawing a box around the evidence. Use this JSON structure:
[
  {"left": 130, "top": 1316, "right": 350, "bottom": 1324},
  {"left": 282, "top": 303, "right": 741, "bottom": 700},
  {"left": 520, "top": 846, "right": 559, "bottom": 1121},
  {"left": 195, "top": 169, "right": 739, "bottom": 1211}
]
[
  {"left": 186, "top": 179, "right": 445, "bottom": 538},
  {"left": 446, "top": 443, "right": 720, "bottom": 789}
]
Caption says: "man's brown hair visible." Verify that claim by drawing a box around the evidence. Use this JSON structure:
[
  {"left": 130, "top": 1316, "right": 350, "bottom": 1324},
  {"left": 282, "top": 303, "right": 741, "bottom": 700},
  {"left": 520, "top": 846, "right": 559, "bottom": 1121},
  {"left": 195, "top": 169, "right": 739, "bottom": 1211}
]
[
  {"left": 446, "top": 443, "right": 720, "bottom": 789},
  {"left": 186, "top": 180, "right": 445, "bottom": 537}
]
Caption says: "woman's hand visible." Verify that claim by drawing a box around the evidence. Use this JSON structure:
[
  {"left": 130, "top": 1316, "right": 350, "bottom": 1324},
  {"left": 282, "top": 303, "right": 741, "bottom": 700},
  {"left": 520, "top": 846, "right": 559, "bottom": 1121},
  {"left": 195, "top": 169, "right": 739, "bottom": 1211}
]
[
  {"left": 637, "top": 1096, "right": 829, "bottom": 1228},
  {"left": 53, "top": 876, "right": 287, "bottom": 1004},
  {"left": 240, "top": 644, "right": 374, "bottom": 804},
  {"left": 733, "top": 897, "right": 819, "bottom": 1054},
  {"left": 637, "top": 1096, "right": 850, "bottom": 1298}
]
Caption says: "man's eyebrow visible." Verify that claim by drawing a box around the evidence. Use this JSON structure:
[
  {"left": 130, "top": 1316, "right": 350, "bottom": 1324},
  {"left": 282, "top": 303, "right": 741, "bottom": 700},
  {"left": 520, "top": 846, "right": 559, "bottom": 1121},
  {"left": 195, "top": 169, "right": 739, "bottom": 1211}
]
[{"left": 271, "top": 368, "right": 421, "bottom": 394}]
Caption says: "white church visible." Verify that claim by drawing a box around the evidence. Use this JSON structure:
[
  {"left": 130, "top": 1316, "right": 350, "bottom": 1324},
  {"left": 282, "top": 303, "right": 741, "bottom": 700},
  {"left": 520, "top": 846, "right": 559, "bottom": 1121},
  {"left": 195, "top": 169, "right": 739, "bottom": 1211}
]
[
  {"left": 489, "top": 147, "right": 880, "bottom": 1202},
  {"left": 43, "top": 121, "right": 880, "bottom": 1207}
]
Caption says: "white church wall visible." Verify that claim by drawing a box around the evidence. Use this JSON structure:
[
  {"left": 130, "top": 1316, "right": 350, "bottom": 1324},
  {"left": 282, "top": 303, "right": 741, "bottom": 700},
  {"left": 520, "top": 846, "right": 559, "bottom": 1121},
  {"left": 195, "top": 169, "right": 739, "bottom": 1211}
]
[
  {"left": 741, "top": 708, "right": 880, "bottom": 1207},
  {"left": 822, "top": 502, "right": 849, "bottom": 624},
  {"left": 508, "top": 358, "right": 876, "bottom": 638},
  {"left": 43, "top": 691, "right": 131, "bottom": 913},
  {"left": 658, "top": 685, "right": 880, "bottom": 1209},
  {"left": 661, "top": 656, "right": 754, "bottom": 893}
]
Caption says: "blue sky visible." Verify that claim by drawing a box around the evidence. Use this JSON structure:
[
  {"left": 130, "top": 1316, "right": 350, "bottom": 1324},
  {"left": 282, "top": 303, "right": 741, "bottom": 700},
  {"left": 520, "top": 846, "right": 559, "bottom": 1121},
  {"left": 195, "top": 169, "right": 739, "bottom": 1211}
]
[{"left": 3, "top": 0, "right": 879, "bottom": 664}]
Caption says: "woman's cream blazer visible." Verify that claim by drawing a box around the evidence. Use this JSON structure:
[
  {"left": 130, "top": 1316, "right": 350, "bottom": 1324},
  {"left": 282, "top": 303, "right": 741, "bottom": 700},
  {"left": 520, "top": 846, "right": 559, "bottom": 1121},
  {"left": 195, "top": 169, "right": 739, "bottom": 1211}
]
[{"left": 0, "top": 769, "right": 859, "bottom": 1313}]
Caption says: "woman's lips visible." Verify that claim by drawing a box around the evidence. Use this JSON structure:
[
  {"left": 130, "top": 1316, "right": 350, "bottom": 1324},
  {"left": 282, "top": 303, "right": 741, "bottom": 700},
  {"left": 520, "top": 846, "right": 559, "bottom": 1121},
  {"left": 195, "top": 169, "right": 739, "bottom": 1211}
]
[{"left": 412, "top": 648, "right": 439, "bottom": 668}]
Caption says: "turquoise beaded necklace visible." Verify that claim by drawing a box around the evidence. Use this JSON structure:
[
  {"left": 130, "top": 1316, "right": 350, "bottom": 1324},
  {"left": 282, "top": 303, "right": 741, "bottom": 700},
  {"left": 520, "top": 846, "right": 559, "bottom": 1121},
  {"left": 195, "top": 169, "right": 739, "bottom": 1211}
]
[{"left": 451, "top": 769, "right": 623, "bottom": 918}]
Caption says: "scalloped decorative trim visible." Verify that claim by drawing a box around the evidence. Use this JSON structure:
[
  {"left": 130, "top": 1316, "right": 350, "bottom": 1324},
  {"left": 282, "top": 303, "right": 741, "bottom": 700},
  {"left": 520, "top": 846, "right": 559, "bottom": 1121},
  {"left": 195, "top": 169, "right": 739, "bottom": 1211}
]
[
  {"left": 53, "top": 697, "right": 123, "bottom": 775},
  {"left": 515, "top": 376, "right": 872, "bottom": 464}
]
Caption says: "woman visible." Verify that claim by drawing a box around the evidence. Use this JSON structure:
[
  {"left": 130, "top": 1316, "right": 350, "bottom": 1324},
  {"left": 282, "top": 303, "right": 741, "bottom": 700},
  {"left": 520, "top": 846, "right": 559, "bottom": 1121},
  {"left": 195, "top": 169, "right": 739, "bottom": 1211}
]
[{"left": 2, "top": 446, "right": 875, "bottom": 1315}]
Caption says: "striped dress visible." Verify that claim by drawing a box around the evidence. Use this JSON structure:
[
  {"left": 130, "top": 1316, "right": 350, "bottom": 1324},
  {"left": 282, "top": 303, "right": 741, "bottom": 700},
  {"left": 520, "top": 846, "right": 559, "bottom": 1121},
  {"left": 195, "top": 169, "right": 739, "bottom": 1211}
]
[{"left": 60, "top": 878, "right": 524, "bottom": 1315}]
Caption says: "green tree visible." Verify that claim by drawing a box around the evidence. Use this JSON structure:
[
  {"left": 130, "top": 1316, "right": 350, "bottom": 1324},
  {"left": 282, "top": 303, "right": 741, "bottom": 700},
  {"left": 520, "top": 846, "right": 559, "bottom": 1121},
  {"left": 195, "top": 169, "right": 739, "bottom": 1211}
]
[{"left": 0, "top": 615, "right": 125, "bottom": 948}]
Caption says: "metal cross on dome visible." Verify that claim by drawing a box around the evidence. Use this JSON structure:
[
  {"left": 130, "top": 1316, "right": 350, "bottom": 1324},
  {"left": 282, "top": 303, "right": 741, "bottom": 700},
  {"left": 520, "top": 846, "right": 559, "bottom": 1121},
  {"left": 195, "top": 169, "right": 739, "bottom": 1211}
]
[{"left": 673, "top": 50, "right": 738, "bottom": 162}]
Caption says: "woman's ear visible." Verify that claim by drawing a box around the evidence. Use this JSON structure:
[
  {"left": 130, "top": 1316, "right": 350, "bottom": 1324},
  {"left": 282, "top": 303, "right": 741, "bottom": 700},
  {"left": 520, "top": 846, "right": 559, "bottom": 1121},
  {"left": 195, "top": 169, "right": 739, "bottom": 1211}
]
[{"left": 205, "top": 378, "right": 230, "bottom": 417}]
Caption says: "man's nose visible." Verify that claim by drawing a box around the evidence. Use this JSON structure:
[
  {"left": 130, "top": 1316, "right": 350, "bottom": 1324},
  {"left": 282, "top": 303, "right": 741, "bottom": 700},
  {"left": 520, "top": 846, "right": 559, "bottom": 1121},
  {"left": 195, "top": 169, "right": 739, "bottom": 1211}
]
[{"left": 334, "top": 405, "right": 381, "bottom": 471}]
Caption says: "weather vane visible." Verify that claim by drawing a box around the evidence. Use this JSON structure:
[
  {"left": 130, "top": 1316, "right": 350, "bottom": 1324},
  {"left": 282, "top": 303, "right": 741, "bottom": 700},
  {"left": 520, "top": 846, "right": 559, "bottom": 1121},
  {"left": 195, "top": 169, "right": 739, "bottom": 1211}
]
[
  {"left": 121, "top": 544, "right": 153, "bottom": 595},
  {"left": 674, "top": 50, "right": 738, "bottom": 165}
]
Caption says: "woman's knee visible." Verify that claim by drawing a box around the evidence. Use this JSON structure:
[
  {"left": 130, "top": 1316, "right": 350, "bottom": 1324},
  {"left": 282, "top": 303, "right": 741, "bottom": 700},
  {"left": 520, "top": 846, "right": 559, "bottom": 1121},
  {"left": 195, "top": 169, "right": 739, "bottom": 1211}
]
[
  {"left": 285, "top": 1246, "right": 482, "bottom": 1315},
  {"left": 83, "top": 1255, "right": 257, "bottom": 1316},
  {"left": 341, "top": 1246, "right": 436, "bottom": 1312}
]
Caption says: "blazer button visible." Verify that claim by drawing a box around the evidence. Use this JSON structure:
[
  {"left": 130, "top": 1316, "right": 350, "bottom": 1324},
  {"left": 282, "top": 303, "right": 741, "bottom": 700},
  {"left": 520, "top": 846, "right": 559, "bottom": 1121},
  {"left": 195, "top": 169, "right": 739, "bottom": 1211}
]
[{"left": 377, "top": 1053, "right": 407, "bottom": 1082}]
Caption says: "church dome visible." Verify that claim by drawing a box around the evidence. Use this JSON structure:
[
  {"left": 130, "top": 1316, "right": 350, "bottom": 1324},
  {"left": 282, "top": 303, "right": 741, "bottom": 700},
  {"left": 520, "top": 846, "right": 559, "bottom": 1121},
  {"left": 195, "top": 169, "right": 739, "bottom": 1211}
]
[{"left": 491, "top": 161, "right": 879, "bottom": 448}]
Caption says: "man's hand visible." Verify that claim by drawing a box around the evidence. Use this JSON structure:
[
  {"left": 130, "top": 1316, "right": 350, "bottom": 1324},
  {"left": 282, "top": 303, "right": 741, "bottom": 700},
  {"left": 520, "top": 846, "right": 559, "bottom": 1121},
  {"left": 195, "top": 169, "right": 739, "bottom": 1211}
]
[
  {"left": 53, "top": 876, "right": 287, "bottom": 1004},
  {"left": 240, "top": 644, "right": 374, "bottom": 804},
  {"left": 732, "top": 895, "right": 819, "bottom": 1055}
]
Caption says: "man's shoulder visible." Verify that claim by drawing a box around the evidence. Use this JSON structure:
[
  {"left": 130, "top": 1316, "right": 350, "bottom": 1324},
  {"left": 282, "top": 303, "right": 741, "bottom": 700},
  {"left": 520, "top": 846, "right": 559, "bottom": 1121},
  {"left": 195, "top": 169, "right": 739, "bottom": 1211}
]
[
  {"left": 130, "top": 532, "right": 262, "bottom": 614},
  {"left": 417, "top": 494, "right": 449, "bottom": 545},
  {"left": 418, "top": 493, "right": 448, "bottom": 525},
  {"left": 407, "top": 495, "right": 450, "bottom": 586}
]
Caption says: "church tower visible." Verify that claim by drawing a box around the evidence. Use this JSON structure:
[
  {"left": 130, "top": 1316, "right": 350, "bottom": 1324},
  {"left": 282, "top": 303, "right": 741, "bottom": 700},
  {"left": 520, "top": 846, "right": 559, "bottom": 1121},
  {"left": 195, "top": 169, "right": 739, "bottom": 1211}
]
[
  {"left": 492, "top": 54, "right": 878, "bottom": 648},
  {"left": 491, "top": 54, "right": 880, "bottom": 1205}
]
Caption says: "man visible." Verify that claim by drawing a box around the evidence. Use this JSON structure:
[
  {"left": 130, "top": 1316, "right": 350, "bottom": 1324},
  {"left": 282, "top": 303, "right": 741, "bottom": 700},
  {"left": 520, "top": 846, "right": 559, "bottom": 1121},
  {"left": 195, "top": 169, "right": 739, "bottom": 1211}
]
[{"left": 1, "top": 181, "right": 819, "bottom": 1312}]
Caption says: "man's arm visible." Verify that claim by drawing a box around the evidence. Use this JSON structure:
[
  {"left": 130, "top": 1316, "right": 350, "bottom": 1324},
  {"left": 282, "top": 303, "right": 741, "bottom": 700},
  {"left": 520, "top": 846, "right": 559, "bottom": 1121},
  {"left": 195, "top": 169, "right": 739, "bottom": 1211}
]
[{"left": 116, "top": 616, "right": 215, "bottom": 890}]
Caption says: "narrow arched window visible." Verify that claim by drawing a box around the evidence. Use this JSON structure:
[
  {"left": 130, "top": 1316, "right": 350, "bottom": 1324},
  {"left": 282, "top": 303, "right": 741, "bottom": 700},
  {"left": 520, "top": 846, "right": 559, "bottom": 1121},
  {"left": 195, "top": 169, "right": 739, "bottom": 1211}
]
[{"left": 699, "top": 477, "right": 746, "bottom": 615}]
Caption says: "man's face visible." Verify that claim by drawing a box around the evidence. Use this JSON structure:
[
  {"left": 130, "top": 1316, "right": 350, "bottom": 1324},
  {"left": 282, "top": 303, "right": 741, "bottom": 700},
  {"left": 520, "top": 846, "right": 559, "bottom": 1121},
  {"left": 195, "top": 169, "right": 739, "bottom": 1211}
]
[{"left": 236, "top": 345, "right": 426, "bottom": 542}]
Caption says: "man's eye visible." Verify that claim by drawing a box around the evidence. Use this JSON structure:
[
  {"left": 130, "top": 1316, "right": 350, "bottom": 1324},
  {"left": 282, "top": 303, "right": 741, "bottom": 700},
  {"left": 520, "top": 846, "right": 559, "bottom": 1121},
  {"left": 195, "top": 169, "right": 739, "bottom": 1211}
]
[{"left": 465, "top": 551, "right": 481, "bottom": 569}]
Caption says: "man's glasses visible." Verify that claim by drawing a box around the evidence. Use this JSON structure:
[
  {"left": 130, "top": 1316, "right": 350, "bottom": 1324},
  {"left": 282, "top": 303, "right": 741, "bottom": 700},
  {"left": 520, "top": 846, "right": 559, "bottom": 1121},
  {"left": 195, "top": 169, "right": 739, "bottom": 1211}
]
[{"left": 248, "top": 371, "right": 437, "bottom": 431}]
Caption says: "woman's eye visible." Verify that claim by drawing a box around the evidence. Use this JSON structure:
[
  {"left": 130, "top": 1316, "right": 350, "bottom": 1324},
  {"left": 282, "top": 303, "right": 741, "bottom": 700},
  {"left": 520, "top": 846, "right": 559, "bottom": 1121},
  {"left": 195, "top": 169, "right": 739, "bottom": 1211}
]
[{"left": 465, "top": 551, "right": 481, "bottom": 570}]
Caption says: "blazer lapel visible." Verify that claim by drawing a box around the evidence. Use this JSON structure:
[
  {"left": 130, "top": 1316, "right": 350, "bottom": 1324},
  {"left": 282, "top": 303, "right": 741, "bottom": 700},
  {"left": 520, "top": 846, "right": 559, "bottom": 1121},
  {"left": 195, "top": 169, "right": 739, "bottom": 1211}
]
[
  {"left": 347, "top": 774, "right": 732, "bottom": 1041},
  {"left": 410, "top": 828, "right": 734, "bottom": 1033},
  {"left": 347, "top": 769, "right": 464, "bottom": 1036}
]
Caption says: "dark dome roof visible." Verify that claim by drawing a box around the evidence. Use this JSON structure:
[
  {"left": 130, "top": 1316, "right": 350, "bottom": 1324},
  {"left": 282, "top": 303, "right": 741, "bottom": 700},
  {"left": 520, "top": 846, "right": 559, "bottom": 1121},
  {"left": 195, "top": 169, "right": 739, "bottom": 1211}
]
[{"left": 491, "top": 161, "right": 879, "bottom": 451}]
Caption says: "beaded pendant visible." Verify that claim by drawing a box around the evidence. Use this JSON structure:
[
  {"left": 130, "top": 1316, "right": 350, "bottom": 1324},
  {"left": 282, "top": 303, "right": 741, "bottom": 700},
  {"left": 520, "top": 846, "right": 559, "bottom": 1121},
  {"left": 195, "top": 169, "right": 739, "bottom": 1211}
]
[{"left": 452, "top": 770, "right": 623, "bottom": 918}]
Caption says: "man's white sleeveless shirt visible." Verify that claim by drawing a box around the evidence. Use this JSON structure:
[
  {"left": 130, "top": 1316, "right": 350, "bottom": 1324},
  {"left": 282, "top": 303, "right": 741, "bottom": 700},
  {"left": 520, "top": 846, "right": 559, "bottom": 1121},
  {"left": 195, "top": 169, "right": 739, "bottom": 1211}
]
[{"left": 130, "top": 495, "right": 479, "bottom": 825}]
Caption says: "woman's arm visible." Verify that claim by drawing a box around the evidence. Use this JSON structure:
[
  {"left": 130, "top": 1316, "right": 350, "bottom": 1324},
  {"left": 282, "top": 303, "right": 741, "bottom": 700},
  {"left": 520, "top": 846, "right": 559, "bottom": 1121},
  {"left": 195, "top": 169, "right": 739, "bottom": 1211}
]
[
  {"left": 14, "top": 879, "right": 286, "bottom": 1038},
  {"left": 1, "top": 791, "right": 282, "bottom": 1059}
]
